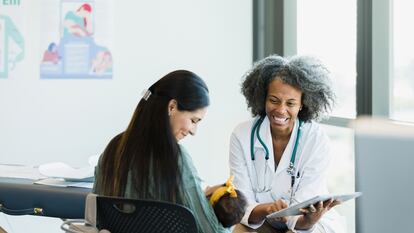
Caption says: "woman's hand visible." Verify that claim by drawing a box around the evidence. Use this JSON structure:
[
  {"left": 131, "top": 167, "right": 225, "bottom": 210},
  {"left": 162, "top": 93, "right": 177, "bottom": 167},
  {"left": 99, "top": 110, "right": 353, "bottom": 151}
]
[
  {"left": 249, "top": 199, "right": 288, "bottom": 224},
  {"left": 296, "top": 199, "right": 341, "bottom": 230},
  {"left": 204, "top": 184, "right": 224, "bottom": 198}
]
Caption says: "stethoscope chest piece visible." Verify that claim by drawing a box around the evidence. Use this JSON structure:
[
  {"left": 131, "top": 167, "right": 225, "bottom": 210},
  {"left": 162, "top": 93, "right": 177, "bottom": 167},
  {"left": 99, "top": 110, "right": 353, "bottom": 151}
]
[{"left": 287, "top": 162, "right": 296, "bottom": 176}]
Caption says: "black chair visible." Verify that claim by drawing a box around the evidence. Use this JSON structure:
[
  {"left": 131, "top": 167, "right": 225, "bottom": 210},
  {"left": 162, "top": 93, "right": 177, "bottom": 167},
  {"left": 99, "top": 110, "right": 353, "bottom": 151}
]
[{"left": 96, "top": 196, "right": 198, "bottom": 233}]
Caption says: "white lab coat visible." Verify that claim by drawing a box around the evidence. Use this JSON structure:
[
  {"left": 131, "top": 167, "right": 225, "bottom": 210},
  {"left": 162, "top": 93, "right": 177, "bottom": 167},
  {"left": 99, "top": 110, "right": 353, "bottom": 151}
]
[{"left": 229, "top": 117, "right": 345, "bottom": 233}]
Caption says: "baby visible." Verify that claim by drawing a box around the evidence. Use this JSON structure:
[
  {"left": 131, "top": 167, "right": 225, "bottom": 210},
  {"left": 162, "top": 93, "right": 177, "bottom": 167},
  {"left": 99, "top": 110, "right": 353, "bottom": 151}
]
[{"left": 208, "top": 176, "right": 247, "bottom": 228}]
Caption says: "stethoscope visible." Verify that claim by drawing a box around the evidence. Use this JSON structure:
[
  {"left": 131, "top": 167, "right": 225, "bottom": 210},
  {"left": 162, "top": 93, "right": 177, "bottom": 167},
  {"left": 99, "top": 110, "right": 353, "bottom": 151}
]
[{"left": 250, "top": 116, "right": 303, "bottom": 193}]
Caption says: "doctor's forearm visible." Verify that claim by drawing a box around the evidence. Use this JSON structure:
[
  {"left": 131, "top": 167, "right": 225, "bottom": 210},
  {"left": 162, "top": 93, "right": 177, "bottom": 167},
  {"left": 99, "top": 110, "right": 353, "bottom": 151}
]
[
  {"left": 295, "top": 216, "right": 313, "bottom": 230},
  {"left": 248, "top": 204, "right": 268, "bottom": 224}
]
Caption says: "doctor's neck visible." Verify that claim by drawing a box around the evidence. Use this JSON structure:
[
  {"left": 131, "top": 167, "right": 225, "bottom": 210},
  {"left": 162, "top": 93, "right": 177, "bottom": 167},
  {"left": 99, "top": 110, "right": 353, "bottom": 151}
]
[{"left": 270, "top": 125, "right": 293, "bottom": 141}]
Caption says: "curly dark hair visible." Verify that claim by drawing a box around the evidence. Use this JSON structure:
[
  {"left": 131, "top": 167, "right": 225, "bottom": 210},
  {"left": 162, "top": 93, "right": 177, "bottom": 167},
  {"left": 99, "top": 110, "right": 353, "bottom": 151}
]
[
  {"left": 241, "top": 54, "right": 335, "bottom": 122},
  {"left": 213, "top": 190, "right": 247, "bottom": 228}
]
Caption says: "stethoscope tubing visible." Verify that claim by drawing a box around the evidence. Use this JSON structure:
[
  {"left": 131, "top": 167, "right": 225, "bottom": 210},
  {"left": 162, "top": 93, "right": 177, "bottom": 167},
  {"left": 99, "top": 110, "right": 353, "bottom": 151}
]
[{"left": 250, "top": 116, "right": 303, "bottom": 192}]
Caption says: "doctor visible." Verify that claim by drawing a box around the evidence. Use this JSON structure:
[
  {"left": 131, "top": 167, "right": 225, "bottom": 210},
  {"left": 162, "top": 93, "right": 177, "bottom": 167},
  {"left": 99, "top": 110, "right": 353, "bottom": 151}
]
[{"left": 230, "top": 55, "right": 345, "bottom": 233}]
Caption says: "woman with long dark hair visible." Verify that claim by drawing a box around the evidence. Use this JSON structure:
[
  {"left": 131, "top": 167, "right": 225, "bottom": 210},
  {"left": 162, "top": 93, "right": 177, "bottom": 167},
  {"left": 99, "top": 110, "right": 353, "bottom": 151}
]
[{"left": 93, "top": 70, "right": 228, "bottom": 232}]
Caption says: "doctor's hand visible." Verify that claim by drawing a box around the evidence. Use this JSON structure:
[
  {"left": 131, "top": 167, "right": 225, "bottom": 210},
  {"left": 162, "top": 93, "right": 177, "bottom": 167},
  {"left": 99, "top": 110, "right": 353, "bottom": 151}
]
[
  {"left": 295, "top": 199, "right": 341, "bottom": 230},
  {"left": 266, "top": 199, "right": 289, "bottom": 223},
  {"left": 266, "top": 199, "right": 288, "bottom": 217},
  {"left": 249, "top": 199, "right": 289, "bottom": 224}
]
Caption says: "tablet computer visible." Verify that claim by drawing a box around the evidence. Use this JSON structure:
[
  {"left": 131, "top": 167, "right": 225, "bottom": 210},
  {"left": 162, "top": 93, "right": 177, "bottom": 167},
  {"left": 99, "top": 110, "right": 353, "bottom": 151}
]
[{"left": 266, "top": 192, "right": 362, "bottom": 219}]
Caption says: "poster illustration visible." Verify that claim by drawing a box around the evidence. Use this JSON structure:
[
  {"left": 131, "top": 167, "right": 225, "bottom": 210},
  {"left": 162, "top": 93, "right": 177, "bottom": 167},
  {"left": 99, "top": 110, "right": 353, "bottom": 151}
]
[
  {"left": 0, "top": 4, "right": 25, "bottom": 79},
  {"left": 40, "top": 0, "right": 113, "bottom": 79}
]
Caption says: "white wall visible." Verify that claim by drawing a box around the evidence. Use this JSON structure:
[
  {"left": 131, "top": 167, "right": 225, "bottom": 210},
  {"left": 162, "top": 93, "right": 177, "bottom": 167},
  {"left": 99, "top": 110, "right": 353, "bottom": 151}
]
[{"left": 0, "top": 1, "right": 252, "bottom": 232}]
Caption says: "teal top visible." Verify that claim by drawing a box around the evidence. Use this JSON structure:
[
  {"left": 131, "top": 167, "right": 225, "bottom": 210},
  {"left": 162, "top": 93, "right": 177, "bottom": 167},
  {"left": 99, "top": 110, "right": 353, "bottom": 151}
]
[
  {"left": 63, "top": 11, "right": 84, "bottom": 37},
  {"left": 93, "top": 145, "right": 229, "bottom": 233}
]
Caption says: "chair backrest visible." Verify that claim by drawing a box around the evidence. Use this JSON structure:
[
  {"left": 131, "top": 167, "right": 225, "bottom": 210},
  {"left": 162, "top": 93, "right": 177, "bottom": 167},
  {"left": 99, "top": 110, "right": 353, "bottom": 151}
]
[{"left": 96, "top": 196, "right": 198, "bottom": 233}]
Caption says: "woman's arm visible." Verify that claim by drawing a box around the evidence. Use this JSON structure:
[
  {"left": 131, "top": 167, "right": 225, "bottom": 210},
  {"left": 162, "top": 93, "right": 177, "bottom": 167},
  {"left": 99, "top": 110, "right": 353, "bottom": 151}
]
[
  {"left": 229, "top": 131, "right": 257, "bottom": 202},
  {"left": 183, "top": 184, "right": 229, "bottom": 233},
  {"left": 179, "top": 146, "right": 229, "bottom": 233}
]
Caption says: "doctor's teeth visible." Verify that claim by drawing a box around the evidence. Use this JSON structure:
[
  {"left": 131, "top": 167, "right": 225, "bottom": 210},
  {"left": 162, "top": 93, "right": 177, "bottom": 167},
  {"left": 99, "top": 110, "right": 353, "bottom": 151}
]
[{"left": 273, "top": 116, "right": 287, "bottom": 122}]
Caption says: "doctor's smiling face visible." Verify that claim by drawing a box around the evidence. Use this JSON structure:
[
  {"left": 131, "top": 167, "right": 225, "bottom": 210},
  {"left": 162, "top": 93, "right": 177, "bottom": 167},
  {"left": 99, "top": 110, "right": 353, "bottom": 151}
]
[
  {"left": 265, "top": 78, "right": 302, "bottom": 136},
  {"left": 168, "top": 99, "right": 207, "bottom": 141}
]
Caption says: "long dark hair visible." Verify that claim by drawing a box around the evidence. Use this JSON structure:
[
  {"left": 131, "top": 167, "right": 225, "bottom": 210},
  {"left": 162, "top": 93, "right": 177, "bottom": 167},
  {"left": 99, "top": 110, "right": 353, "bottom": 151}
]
[{"left": 98, "top": 70, "right": 210, "bottom": 202}]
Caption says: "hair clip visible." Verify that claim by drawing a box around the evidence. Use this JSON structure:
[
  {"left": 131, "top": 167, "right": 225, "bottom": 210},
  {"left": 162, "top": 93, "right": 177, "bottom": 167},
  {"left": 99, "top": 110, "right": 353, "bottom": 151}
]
[{"left": 141, "top": 89, "right": 152, "bottom": 101}]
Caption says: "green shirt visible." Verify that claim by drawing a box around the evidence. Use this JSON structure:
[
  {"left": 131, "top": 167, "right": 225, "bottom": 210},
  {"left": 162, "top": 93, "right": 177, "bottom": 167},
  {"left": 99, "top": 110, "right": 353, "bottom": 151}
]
[{"left": 93, "top": 145, "right": 229, "bottom": 233}]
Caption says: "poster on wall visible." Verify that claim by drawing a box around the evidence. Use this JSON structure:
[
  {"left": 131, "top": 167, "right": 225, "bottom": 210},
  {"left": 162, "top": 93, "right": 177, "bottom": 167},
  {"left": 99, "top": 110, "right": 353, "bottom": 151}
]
[
  {"left": 0, "top": 0, "right": 25, "bottom": 79},
  {"left": 40, "top": 0, "right": 113, "bottom": 79}
]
